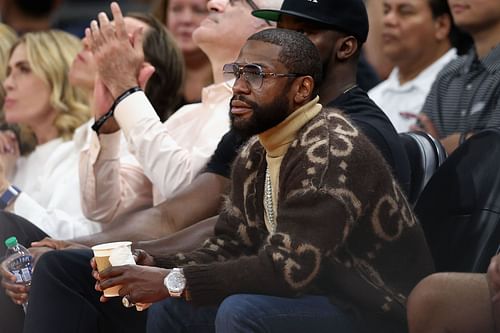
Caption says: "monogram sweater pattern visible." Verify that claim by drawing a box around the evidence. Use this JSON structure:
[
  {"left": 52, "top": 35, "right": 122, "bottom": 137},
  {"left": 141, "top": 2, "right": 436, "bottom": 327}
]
[{"left": 155, "top": 107, "right": 434, "bottom": 324}]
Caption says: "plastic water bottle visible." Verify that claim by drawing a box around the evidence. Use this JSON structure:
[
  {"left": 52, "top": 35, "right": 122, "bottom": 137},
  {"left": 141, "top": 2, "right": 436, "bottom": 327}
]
[{"left": 4, "top": 236, "right": 33, "bottom": 313}]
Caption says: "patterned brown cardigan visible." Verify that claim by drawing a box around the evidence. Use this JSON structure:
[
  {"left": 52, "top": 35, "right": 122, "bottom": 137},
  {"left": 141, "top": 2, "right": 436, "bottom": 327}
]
[{"left": 154, "top": 107, "right": 434, "bottom": 325}]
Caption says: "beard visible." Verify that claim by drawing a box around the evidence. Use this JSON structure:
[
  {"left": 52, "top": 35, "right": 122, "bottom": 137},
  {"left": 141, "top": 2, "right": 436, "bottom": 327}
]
[{"left": 229, "top": 89, "right": 291, "bottom": 138}]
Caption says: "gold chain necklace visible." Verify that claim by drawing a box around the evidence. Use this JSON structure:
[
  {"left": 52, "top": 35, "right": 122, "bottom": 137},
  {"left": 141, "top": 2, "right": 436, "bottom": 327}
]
[{"left": 264, "top": 166, "right": 276, "bottom": 232}]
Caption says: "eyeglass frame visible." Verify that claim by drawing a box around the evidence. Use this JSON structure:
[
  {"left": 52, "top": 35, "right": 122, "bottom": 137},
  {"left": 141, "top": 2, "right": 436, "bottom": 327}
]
[
  {"left": 228, "top": 0, "right": 272, "bottom": 26},
  {"left": 223, "top": 63, "right": 305, "bottom": 89}
]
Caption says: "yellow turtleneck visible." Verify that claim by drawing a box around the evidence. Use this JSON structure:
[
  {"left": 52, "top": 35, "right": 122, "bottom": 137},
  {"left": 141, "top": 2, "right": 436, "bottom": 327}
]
[{"left": 258, "top": 96, "right": 322, "bottom": 232}]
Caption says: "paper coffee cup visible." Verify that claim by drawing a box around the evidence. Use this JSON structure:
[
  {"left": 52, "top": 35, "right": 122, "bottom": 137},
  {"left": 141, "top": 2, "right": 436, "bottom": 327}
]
[{"left": 91, "top": 241, "right": 136, "bottom": 297}]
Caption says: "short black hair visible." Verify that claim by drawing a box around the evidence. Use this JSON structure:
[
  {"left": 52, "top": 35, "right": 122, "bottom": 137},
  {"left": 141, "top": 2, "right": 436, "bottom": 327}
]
[
  {"left": 128, "top": 13, "right": 184, "bottom": 121},
  {"left": 428, "top": 0, "right": 473, "bottom": 55},
  {"left": 248, "top": 28, "right": 322, "bottom": 96}
]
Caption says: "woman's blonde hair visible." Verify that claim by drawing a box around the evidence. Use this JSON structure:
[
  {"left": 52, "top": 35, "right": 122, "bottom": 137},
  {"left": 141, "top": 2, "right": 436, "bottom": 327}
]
[
  {"left": 0, "top": 24, "right": 17, "bottom": 107},
  {"left": 11, "top": 30, "right": 90, "bottom": 141}
]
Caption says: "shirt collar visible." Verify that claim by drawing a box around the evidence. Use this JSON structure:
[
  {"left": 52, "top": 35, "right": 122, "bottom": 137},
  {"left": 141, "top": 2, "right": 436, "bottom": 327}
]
[
  {"left": 201, "top": 80, "right": 233, "bottom": 104},
  {"left": 259, "top": 96, "right": 321, "bottom": 157},
  {"left": 387, "top": 48, "right": 457, "bottom": 92},
  {"left": 464, "top": 43, "right": 500, "bottom": 74}
]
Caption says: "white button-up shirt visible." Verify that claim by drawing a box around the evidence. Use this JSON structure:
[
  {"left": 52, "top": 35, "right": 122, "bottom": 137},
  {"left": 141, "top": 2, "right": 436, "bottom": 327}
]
[{"left": 369, "top": 48, "right": 457, "bottom": 133}]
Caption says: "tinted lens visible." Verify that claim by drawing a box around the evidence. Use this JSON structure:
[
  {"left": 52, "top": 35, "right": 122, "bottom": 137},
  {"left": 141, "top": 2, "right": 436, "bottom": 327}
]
[
  {"left": 242, "top": 64, "right": 263, "bottom": 88},
  {"left": 223, "top": 63, "right": 238, "bottom": 83}
]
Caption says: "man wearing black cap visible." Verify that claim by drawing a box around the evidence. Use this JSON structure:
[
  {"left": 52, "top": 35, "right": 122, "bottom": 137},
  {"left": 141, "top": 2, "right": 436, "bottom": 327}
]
[{"left": 253, "top": 0, "right": 412, "bottom": 196}]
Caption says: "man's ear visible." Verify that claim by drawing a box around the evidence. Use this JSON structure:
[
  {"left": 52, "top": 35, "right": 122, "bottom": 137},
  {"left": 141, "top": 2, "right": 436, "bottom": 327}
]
[
  {"left": 335, "top": 36, "right": 358, "bottom": 61},
  {"left": 293, "top": 76, "right": 315, "bottom": 104},
  {"left": 434, "top": 14, "right": 451, "bottom": 41},
  {"left": 138, "top": 62, "right": 155, "bottom": 89}
]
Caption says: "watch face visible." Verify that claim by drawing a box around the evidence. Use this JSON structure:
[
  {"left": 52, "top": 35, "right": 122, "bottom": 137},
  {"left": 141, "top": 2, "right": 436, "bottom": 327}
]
[{"left": 166, "top": 270, "right": 186, "bottom": 293}]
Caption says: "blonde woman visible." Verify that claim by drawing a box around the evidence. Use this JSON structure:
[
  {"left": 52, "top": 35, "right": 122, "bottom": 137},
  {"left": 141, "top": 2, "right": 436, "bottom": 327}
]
[
  {"left": 0, "top": 30, "right": 100, "bottom": 240},
  {"left": 0, "top": 24, "right": 36, "bottom": 156}
]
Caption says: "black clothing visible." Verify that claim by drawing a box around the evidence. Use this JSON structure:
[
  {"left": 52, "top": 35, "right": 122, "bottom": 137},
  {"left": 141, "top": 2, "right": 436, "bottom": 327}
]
[
  {"left": 357, "top": 53, "right": 380, "bottom": 92},
  {"left": 204, "top": 130, "right": 246, "bottom": 178},
  {"left": 0, "top": 212, "right": 49, "bottom": 333},
  {"left": 24, "top": 249, "right": 147, "bottom": 333},
  {"left": 329, "top": 86, "right": 411, "bottom": 195}
]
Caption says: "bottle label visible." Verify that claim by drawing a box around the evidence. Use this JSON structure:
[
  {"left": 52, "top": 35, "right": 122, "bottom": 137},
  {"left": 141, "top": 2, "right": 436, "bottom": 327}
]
[{"left": 8, "top": 255, "right": 33, "bottom": 284}]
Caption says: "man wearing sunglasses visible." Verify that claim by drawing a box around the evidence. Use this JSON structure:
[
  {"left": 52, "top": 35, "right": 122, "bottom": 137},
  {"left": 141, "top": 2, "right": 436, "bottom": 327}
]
[
  {"left": 113, "top": 29, "right": 428, "bottom": 332},
  {"left": 253, "top": 0, "right": 412, "bottom": 197}
]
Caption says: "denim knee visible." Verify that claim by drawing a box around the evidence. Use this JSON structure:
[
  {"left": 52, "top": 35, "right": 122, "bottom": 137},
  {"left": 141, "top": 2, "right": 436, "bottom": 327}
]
[{"left": 215, "top": 294, "right": 263, "bottom": 333}]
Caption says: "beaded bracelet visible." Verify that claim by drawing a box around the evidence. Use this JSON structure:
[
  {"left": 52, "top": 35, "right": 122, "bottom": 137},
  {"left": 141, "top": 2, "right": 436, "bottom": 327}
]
[{"left": 91, "top": 86, "right": 142, "bottom": 133}]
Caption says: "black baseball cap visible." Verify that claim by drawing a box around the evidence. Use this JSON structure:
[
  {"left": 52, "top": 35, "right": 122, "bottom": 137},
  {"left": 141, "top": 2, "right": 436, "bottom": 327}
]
[{"left": 252, "top": 0, "right": 369, "bottom": 44}]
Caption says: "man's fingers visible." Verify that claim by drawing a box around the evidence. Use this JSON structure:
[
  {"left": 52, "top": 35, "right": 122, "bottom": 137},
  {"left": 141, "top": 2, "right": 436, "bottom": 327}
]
[
  {"left": 85, "top": 28, "right": 95, "bottom": 52},
  {"left": 98, "top": 12, "right": 113, "bottom": 41},
  {"left": 5, "top": 289, "right": 28, "bottom": 304},
  {"left": 90, "top": 20, "right": 101, "bottom": 49},
  {"left": 110, "top": 2, "right": 127, "bottom": 40},
  {"left": 2, "top": 278, "right": 28, "bottom": 293}
]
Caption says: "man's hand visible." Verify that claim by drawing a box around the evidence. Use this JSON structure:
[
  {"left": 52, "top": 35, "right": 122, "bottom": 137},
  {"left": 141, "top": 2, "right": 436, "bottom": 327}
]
[
  {"left": 440, "top": 133, "right": 462, "bottom": 155},
  {"left": 409, "top": 113, "right": 440, "bottom": 139},
  {"left": 1, "top": 258, "right": 29, "bottom": 306},
  {"left": 93, "top": 76, "right": 116, "bottom": 120},
  {"left": 86, "top": 2, "right": 145, "bottom": 99},
  {"left": 132, "top": 249, "right": 155, "bottom": 266},
  {"left": 94, "top": 263, "right": 170, "bottom": 304},
  {"left": 31, "top": 237, "right": 88, "bottom": 251},
  {"left": 27, "top": 246, "right": 54, "bottom": 266}
]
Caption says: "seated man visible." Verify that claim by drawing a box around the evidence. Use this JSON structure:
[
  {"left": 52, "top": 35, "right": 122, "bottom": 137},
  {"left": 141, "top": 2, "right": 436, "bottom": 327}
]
[
  {"left": 368, "top": 0, "right": 458, "bottom": 133},
  {"left": 23, "top": 24, "right": 434, "bottom": 333}
]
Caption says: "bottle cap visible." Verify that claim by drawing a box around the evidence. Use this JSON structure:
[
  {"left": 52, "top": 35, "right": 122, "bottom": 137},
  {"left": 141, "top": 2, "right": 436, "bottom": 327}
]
[{"left": 4, "top": 236, "right": 18, "bottom": 248}]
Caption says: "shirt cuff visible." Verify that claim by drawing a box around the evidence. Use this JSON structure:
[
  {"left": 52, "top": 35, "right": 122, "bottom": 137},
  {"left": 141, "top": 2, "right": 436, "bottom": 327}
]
[
  {"left": 97, "top": 131, "right": 122, "bottom": 160},
  {"left": 113, "top": 91, "right": 160, "bottom": 137}
]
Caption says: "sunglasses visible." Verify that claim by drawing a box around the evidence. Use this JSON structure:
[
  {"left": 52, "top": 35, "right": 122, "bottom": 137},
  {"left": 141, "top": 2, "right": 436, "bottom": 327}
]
[
  {"left": 223, "top": 63, "right": 303, "bottom": 89},
  {"left": 228, "top": 0, "right": 272, "bottom": 26}
]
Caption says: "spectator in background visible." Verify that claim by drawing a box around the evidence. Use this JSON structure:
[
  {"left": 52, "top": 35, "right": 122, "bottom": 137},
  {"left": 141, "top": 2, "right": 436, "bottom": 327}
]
[
  {"left": 0, "top": 24, "right": 36, "bottom": 156},
  {"left": 416, "top": 0, "right": 500, "bottom": 154},
  {"left": 363, "top": 0, "right": 394, "bottom": 80},
  {"left": 154, "top": 0, "right": 213, "bottom": 106},
  {"left": 0, "top": 0, "right": 60, "bottom": 34},
  {"left": 368, "top": 0, "right": 458, "bottom": 133},
  {"left": 0, "top": 30, "right": 95, "bottom": 239}
]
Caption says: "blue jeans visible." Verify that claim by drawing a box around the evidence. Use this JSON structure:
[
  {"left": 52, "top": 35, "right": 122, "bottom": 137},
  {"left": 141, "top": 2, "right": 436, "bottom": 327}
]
[{"left": 147, "top": 294, "right": 368, "bottom": 333}]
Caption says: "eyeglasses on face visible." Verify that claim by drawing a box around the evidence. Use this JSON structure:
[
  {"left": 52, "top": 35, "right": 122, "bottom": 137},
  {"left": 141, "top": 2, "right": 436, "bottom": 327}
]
[
  {"left": 228, "top": 0, "right": 272, "bottom": 26},
  {"left": 223, "top": 63, "right": 302, "bottom": 89}
]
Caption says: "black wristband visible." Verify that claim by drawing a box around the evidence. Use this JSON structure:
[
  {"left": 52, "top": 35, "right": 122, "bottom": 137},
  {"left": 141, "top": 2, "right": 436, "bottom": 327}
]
[{"left": 91, "top": 86, "right": 142, "bottom": 134}]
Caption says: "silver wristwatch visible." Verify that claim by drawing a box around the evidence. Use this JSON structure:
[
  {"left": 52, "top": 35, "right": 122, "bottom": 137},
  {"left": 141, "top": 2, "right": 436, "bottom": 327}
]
[{"left": 164, "top": 268, "right": 186, "bottom": 297}]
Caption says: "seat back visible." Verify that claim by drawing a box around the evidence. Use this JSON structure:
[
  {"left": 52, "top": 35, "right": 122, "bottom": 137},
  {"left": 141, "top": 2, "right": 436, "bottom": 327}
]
[
  {"left": 415, "top": 128, "right": 500, "bottom": 273},
  {"left": 399, "top": 131, "right": 447, "bottom": 205}
]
